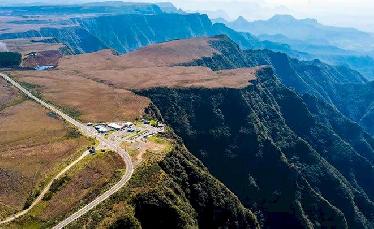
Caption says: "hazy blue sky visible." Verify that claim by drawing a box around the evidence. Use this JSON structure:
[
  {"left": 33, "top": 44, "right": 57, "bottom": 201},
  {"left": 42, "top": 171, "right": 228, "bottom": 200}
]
[
  {"left": 166, "top": 0, "right": 374, "bottom": 32},
  {"left": 1, "top": 0, "right": 373, "bottom": 32}
]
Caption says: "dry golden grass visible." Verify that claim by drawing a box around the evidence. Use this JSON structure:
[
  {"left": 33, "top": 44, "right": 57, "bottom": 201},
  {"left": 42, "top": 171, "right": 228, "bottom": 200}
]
[
  {"left": 0, "top": 80, "right": 90, "bottom": 216},
  {"left": 9, "top": 70, "right": 151, "bottom": 122},
  {"left": 2, "top": 38, "right": 64, "bottom": 55},
  {"left": 35, "top": 151, "right": 124, "bottom": 221},
  {"left": 0, "top": 78, "right": 22, "bottom": 109},
  {"left": 56, "top": 37, "right": 257, "bottom": 90},
  {"left": 92, "top": 66, "right": 259, "bottom": 89},
  {"left": 4, "top": 151, "right": 125, "bottom": 228},
  {"left": 58, "top": 37, "right": 218, "bottom": 70},
  {"left": 9, "top": 37, "right": 257, "bottom": 122},
  {"left": 115, "top": 37, "right": 219, "bottom": 67},
  {"left": 0, "top": 16, "right": 74, "bottom": 34},
  {"left": 123, "top": 136, "right": 171, "bottom": 166},
  {"left": 0, "top": 101, "right": 89, "bottom": 214}
]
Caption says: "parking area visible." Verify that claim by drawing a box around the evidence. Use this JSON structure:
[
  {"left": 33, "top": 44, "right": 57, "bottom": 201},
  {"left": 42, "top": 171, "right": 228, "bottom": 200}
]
[{"left": 86, "top": 119, "right": 165, "bottom": 146}]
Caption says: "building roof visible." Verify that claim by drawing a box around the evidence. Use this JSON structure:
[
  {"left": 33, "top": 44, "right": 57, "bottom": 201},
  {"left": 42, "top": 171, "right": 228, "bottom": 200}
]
[
  {"left": 97, "top": 126, "right": 110, "bottom": 132},
  {"left": 108, "top": 122, "right": 124, "bottom": 129}
]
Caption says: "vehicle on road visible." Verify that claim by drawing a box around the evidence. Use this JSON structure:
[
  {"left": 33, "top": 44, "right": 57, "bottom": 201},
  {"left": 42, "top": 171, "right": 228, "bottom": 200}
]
[{"left": 88, "top": 146, "right": 96, "bottom": 154}]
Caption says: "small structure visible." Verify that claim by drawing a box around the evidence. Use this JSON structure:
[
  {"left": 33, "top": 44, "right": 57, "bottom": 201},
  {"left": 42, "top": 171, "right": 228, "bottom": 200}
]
[
  {"left": 128, "top": 127, "right": 136, "bottom": 132},
  {"left": 94, "top": 125, "right": 110, "bottom": 133},
  {"left": 35, "top": 65, "right": 54, "bottom": 71},
  {"left": 87, "top": 122, "right": 93, "bottom": 126},
  {"left": 108, "top": 122, "right": 124, "bottom": 130},
  {"left": 124, "top": 122, "right": 134, "bottom": 127}
]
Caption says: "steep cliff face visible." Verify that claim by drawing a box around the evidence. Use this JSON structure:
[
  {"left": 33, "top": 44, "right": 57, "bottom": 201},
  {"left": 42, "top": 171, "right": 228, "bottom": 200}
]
[
  {"left": 0, "top": 14, "right": 264, "bottom": 55},
  {"left": 140, "top": 68, "right": 374, "bottom": 228},
  {"left": 72, "top": 13, "right": 270, "bottom": 54},
  {"left": 0, "top": 2, "right": 164, "bottom": 16},
  {"left": 183, "top": 36, "right": 374, "bottom": 136},
  {"left": 134, "top": 140, "right": 259, "bottom": 229},
  {"left": 0, "top": 27, "right": 107, "bottom": 54},
  {"left": 334, "top": 81, "right": 374, "bottom": 134},
  {"left": 74, "top": 14, "right": 214, "bottom": 54}
]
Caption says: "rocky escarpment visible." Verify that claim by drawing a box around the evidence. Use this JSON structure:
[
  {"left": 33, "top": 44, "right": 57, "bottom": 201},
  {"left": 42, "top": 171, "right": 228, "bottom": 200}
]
[
  {"left": 0, "top": 13, "right": 274, "bottom": 55},
  {"left": 140, "top": 67, "right": 374, "bottom": 229},
  {"left": 133, "top": 140, "right": 259, "bottom": 229},
  {"left": 71, "top": 13, "right": 268, "bottom": 54},
  {"left": 0, "top": 27, "right": 107, "bottom": 54},
  {"left": 74, "top": 14, "right": 214, "bottom": 54},
  {"left": 182, "top": 36, "right": 374, "bottom": 136},
  {"left": 0, "top": 2, "right": 164, "bottom": 16}
]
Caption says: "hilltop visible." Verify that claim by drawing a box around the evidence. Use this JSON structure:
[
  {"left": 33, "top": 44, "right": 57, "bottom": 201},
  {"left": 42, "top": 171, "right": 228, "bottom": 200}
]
[{"left": 9, "top": 36, "right": 258, "bottom": 123}]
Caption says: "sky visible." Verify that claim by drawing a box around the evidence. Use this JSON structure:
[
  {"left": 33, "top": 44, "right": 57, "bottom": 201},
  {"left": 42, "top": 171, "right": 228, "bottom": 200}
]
[
  {"left": 169, "top": 0, "right": 374, "bottom": 33},
  {"left": 1, "top": 0, "right": 374, "bottom": 32}
]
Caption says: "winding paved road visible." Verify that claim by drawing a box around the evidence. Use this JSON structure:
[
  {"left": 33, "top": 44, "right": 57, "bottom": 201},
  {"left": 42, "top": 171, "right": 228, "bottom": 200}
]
[{"left": 0, "top": 72, "right": 134, "bottom": 228}]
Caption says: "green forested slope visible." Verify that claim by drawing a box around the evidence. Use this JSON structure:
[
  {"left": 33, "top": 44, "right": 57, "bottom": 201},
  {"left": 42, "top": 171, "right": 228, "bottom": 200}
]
[{"left": 140, "top": 67, "right": 374, "bottom": 228}]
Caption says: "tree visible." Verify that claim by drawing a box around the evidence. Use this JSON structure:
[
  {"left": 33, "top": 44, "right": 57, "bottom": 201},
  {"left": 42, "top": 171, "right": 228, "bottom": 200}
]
[{"left": 0, "top": 52, "right": 22, "bottom": 68}]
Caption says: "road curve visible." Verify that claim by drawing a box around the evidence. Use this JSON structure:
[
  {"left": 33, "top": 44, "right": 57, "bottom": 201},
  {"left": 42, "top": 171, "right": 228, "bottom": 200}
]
[{"left": 0, "top": 72, "right": 134, "bottom": 228}]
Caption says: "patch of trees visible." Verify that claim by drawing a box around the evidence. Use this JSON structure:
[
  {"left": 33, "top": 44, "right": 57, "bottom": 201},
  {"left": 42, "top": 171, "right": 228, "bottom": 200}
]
[
  {"left": 140, "top": 74, "right": 374, "bottom": 228},
  {"left": 0, "top": 52, "right": 22, "bottom": 68}
]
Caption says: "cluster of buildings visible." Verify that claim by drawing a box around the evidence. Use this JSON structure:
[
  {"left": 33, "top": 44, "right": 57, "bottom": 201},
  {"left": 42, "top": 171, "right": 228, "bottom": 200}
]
[
  {"left": 90, "top": 122, "right": 135, "bottom": 134},
  {"left": 35, "top": 65, "right": 54, "bottom": 71}
]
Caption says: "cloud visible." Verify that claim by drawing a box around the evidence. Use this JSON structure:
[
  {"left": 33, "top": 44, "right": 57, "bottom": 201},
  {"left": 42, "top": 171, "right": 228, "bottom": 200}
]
[{"left": 0, "top": 42, "right": 8, "bottom": 52}]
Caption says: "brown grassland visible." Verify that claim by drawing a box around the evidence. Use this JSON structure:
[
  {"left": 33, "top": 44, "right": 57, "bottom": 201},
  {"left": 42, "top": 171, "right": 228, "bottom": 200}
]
[
  {"left": 1, "top": 76, "right": 126, "bottom": 227},
  {"left": 7, "top": 151, "right": 125, "bottom": 228},
  {"left": 0, "top": 16, "right": 74, "bottom": 34},
  {"left": 0, "top": 78, "right": 91, "bottom": 219},
  {"left": 10, "top": 37, "right": 257, "bottom": 123},
  {"left": 9, "top": 70, "right": 151, "bottom": 123},
  {"left": 2, "top": 38, "right": 64, "bottom": 55},
  {"left": 0, "top": 77, "right": 23, "bottom": 110}
]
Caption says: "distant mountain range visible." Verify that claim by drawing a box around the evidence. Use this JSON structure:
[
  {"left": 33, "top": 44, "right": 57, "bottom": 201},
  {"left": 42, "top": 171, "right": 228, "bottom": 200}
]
[
  {"left": 0, "top": 11, "right": 289, "bottom": 55},
  {"left": 0, "top": 1, "right": 181, "bottom": 16},
  {"left": 214, "top": 15, "right": 374, "bottom": 79},
  {"left": 222, "top": 15, "right": 374, "bottom": 51},
  {"left": 1, "top": 3, "right": 374, "bottom": 228}
]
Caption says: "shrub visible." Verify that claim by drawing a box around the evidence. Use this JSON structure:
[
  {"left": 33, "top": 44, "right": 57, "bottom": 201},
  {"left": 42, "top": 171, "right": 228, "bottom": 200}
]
[
  {"left": 66, "top": 127, "right": 81, "bottom": 139},
  {"left": 150, "top": 120, "right": 158, "bottom": 127}
]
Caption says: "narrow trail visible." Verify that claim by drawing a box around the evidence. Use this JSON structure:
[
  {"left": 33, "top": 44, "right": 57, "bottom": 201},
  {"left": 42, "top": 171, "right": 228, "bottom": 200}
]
[
  {"left": 0, "top": 72, "right": 134, "bottom": 228},
  {"left": 0, "top": 151, "right": 89, "bottom": 225}
]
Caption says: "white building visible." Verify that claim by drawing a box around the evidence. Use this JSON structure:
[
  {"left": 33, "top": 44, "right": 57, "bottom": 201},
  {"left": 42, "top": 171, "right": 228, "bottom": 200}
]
[
  {"left": 95, "top": 125, "right": 110, "bottom": 133},
  {"left": 124, "top": 122, "right": 134, "bottom": 127},
  {"left": 108, "top": 122, "right": 124, "bottom": 130}
]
